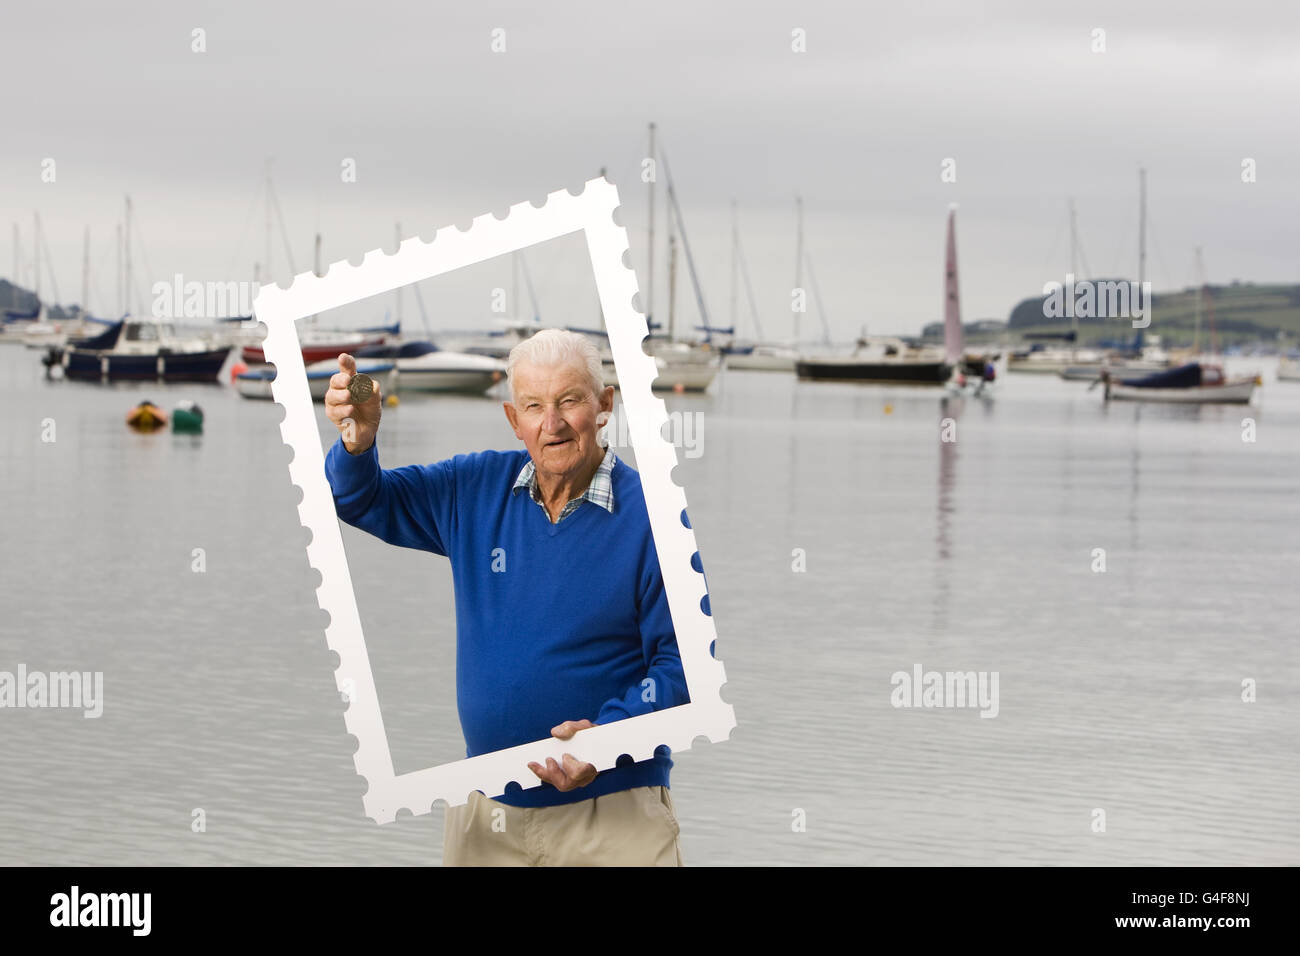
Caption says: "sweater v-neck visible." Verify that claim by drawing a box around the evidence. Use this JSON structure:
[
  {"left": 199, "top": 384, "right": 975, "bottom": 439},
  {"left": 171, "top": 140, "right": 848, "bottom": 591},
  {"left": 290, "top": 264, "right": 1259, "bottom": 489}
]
[
  {"left": 516, "top": 456, "right": 619, "bottom": 535},
  {"left": 528, "top": 493, "right": 599, "bottom": 536}
]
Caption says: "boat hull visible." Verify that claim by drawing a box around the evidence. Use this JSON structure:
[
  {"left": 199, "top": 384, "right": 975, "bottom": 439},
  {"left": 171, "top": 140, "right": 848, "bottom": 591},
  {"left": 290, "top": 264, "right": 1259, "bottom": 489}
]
[
  {"left": 237, "top": 360, "right": 398, "bottom": 401},
  {"left": 1106, "top": 379, "right": 1257, "bottom": 403},
  {"left": 240, "top": 338, "right": 383, "bottom": 365},
  {"left": 392, "top": 353, "right": 506, "bottom": 393},
  {"left": 64, "top": 347, "right": 232, "bottom": 382},
  {"left": 396, "top": 368, "right": 503, "bottom": 393},
  {"left": 726, "top": 349, "right": 798, "bottom": 371},
  {"left": 602, "top": 358, "right": 720, "bottom": 392},
  {"left": 796, "top": 359, "right": 952, "bottom": 385}
]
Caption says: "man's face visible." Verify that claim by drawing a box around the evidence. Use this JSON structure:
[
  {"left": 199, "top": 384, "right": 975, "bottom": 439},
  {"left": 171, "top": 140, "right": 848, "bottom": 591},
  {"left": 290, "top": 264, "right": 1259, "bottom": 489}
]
[{"left": 504, "top": 360, "right": 614, "bottom": 483}]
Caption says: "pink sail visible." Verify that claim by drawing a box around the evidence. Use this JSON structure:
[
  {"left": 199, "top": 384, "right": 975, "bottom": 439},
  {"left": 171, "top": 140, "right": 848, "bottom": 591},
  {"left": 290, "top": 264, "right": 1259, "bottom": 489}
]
[{"left": 944, "top": 209, "right": 963, "bottom": 367}]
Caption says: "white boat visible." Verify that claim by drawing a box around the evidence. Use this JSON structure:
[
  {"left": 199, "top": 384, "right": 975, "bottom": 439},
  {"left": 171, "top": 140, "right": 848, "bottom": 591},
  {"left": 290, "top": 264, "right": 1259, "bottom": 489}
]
[
  {"left": 355, "top": 340, "right": 505, "bottom": 393},
  {"left": 715, "top": 201, "right": 798, "bottom": 372},
  {"left": 726, "top": 343, "right": 799, "bottom": 371},
  {"left": 1009, "top": 345, "right": 1095, "bottom": 374},
  {"left": 434, "top": 320, "right": 540, "bottom": 360},
  {"left": 597, "top": 338, "right": 722, "bottom": 392},
  {"left": 1061, "top": 357, "right": 1169, "bottom": 382},
  {"left": 235, "top": 358, "right": 397, "bottom": 401},
  {"left": 1103, "top": 363, "right": 1259, "bottom": 404}
]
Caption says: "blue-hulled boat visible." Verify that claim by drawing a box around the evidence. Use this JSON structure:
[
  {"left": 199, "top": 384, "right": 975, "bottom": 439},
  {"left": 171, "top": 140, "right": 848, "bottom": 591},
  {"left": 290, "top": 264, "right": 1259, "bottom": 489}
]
[{"left": 43, "top": 319, "right": 232, "bottom": 382}]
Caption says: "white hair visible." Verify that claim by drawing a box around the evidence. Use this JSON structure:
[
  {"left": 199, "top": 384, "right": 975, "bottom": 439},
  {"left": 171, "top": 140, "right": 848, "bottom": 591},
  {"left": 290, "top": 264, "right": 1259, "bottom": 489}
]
[{"left": 506, "top": 328, "right": 605, "bottom": 404}]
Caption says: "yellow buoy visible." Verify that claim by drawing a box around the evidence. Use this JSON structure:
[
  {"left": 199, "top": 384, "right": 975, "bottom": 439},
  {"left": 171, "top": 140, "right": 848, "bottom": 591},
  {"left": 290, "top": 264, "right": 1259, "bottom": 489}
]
[
  {"left": 883, "top": 403, "right": 894, "bottom": 414},
  {"left": 385, "top": 394, "right": 400, "bottom": 407}
]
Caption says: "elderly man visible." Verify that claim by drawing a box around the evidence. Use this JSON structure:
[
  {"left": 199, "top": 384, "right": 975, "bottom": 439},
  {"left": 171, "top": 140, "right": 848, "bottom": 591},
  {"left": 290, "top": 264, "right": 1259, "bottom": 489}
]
[{"left": 322, "top": 328, "right": 688, "bottom": 866}]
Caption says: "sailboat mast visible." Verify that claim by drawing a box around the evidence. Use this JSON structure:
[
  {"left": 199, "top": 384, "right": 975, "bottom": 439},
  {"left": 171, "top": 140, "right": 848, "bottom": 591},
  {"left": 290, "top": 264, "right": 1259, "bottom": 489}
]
[
  {"left": 667, "top": 228, "right": 677, "bottom": 341},
  {"left": 394, "top": 222, "right": 402, "bottom": 327},
  {"left": 82, "top": 226, "right": 90, "bottom": 317},
  {"left": 264, "top": 161, "right": 273, "bottom": 287},
  {"left": 1069, "top": 198, "right": 1078, "bottom": 360},
  {"left": 1069, "top": 198, "right": 1078, "bottom": 277},
  {"left": 116, "top": 223, "right": 122, "bottom": 316},
  {"left": 729, "top": 200, "right": 738, "bottom": 334},
  {"left": 33, "top": 212, "right": 41, "bottom": 305},
  {"left": 646, "top": 122, "right": 656, "bottom": 328},
  {"left": 1193, "top": 246, "right": 1203, "bottom": 356},
  {"left": 1138, "top": 167, "right": 1147, "bottom": 314},
  {"left": 794, "top": 195, "right": 804, "bottom": 345},
  {"left": 10, "top": 224, "right": 17, "bottom": 308},
  {"left": 124, "top": 196, "right": 133, "bottom": 317},
  {"left": 657, "top": 142, "right": 712, "bottom": 340},
  {"left": 1201, "top": 249, "right": 1218, "bottom": 358}
]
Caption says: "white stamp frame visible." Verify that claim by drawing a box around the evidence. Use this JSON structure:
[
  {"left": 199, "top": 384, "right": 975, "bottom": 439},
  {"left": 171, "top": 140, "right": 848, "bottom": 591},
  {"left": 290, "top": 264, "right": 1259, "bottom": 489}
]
[{"left": 257, "top": 177, "right": 735, "bottom": 823}]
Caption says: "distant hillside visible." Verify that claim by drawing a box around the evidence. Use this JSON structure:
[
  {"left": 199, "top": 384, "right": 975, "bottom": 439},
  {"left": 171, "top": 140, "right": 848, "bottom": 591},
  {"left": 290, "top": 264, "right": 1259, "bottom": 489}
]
[
  {"left": 920, "top": 318, "right": 1007, "bottom": 341},
  {"left": 0, "top": 279, "right": 78, "bottom": 319},
  {"left": 1005, "top": 281, "right": 1300, "bottom": 348}
]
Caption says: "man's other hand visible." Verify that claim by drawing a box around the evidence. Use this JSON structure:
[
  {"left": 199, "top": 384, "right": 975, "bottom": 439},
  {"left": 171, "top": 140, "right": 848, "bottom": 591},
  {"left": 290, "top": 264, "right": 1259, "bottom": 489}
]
[{"left": 528, "top": 720, "right": 597, "bottom": 791}]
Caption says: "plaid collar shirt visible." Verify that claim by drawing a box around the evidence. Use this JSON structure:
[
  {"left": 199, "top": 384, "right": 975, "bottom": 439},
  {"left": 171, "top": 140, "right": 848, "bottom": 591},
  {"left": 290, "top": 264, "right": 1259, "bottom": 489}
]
[{"left": 512, "top": 444, "right": 617, "bottom": 524}]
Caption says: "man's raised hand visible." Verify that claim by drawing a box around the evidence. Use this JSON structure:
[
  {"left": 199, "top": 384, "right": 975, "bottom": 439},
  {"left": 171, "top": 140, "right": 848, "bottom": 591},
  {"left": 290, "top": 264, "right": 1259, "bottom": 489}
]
[{"left": 325, "top": 352, "right": 382, "bottom": 455}]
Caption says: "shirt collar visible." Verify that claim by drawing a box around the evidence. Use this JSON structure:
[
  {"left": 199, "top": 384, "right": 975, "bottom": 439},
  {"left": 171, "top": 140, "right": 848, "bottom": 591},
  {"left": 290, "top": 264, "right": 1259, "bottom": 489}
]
[{"left": 512, "top": 444, "right": 617, "bottom": 516}]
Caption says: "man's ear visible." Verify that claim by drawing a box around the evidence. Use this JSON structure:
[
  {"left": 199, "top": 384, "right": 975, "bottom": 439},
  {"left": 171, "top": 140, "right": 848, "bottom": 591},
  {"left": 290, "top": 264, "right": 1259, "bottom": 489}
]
[
  {"left": 599, "top": 385, "right": 615, "bottom": 413},
  {"left": 503, "top": 401, "right": 521, "bottom": 438}
]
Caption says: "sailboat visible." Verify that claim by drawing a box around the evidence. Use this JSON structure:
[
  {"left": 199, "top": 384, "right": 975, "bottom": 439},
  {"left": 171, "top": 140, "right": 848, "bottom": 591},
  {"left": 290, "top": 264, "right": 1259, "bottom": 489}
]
[
  {"left": 722, "top": 200, "right": 799, "bottom": 371},
  {"left": 633, "top": 124, "right": 722, "bottom": 392},
  {"left": 1, "top": 214, "right": 69, "bottom": 347},
  {"left": 797, "top": 208, "right": 967, "bottom": 386},
  {"left": 575, "top": 126, "right": 720, "bottom": 392},
  {"left": 1099, "top": 243, "right": 1258, "bottom": 403},
  {"left": 1101, "top": 362, "right": 1259, "bottom": 403},
  {"left": 1061, "top": 175, "right": 1170, "bottom": 381}
]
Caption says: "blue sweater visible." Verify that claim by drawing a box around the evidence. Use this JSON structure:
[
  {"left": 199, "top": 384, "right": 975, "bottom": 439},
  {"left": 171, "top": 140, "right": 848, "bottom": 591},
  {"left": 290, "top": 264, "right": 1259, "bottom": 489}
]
[{"left": 324, "top": 437, "right": 689, "bottom": 807}]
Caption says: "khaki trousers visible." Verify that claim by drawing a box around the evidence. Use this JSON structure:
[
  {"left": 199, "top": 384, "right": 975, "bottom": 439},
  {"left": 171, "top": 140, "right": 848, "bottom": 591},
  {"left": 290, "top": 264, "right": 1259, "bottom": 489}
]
[{"left": 443, "top": 786, "right": 684, "bottom": 866}]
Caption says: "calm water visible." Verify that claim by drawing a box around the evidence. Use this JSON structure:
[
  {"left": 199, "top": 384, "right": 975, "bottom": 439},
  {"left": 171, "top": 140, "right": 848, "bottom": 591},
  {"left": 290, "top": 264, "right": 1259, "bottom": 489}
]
[{"left": 2, "top": 343, "right": 1297, "bottom": 866}]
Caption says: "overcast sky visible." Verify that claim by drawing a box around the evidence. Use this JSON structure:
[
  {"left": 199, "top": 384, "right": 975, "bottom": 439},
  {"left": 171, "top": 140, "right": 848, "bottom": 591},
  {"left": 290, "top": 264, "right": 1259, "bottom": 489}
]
[{"left": 3, "top": 0, "right": 1298, "bottom": 338}]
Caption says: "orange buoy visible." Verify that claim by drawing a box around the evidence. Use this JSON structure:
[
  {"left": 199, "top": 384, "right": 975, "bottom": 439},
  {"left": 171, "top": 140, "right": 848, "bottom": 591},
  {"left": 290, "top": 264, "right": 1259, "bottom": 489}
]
[
  {"left": 883, "top": 403, "right": 894, "bottom": 414},
  {"left": 230, "top": 361, "right": 248, "bottom": 384}
]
